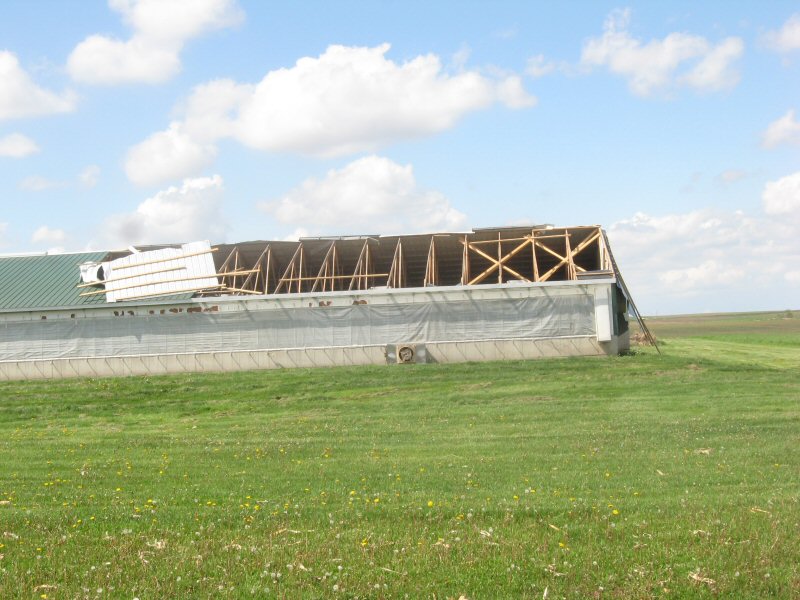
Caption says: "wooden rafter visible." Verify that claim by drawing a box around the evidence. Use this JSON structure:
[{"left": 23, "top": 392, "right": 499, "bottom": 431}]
[
  {"left": 387, "top": 239, "right": 406, "bottom": 288},
  {"left": 275, "top": 243, "right": 306, "bottom": 293},
  {"left": 311, "top": 241, "right": 339, "bottom": 292},
  {"left": 424, "top": 237, "right": 438, "bottom": 286},
  {"left": 238, "top": 244, "right": 275, "bottom": 295},
  {"left": 460, "top": 235, "right": 470, "bottom": 285},
  {"left": 218, "top": 247, "right": 242, "bottom": 293},
  {"left": 349, "top": 240, "right": 374, "bottom": 291}
]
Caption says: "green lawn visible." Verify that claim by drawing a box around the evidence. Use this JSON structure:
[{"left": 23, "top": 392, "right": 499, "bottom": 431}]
[{"left": 1, "top": 312, "right": 798, "bottom": 598}]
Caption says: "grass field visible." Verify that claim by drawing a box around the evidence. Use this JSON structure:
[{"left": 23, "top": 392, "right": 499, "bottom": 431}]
[{"left": 1, "top": 311, "right": 798, "bottom": 598}]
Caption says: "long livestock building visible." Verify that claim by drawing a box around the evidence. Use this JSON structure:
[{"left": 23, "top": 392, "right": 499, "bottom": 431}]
[{"left": 0, "top": 225, "right": 648, "bottom": 380}]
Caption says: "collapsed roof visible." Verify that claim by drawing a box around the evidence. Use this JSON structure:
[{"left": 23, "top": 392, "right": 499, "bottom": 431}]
[{"left": 90, "top": 225, "right": 613, "bottom": 301}]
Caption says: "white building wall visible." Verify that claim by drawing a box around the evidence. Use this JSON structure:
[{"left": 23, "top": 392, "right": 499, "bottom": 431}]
[{"left": 0, "top": 280, "right": 625, "bottom": 380}]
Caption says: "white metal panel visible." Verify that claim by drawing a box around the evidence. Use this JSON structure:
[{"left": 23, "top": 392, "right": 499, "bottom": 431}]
[
  {"left": 594, "top": 285, "right": 613, "bottom": 342},
  {"left": 104, "top": 241, "right": 218, "bottom": 303}
]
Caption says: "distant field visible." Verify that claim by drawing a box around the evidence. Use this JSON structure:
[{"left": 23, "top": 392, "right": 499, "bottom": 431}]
[
  {"left": 0, "top": 311, "right": 798, "bottom": 598},
  {"left": 642, "top": 309, "right": 800, "bottom": 338}
]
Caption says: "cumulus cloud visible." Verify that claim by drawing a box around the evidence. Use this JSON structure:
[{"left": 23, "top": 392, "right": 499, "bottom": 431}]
[
  {"left": 31, "top": 226, "right": 67, "bottom": 245},
  {"left": 526, "top": 54, "right": 557, "bottom": 78},
  {"left": 125, "top": 44, "right": 535, "bottom": 185},
  {"left": 100, "top": 175, "right": 227, "bottom": 247},
  {"left": 762, "top": 109, "right": 800, "bottom": 148},
  {"left": 125, "top": 123, "right": 218, "bottom": 186},
  {"left": 608, "top": 197, "right": 800, "bottom": 313},
  {"left": 79, "top": 165, "right": 101, "bottom": 188},
  {"left": 0, "top": 133, "right": 39, "bottom": 157},
  {"left": 762, "top": 171, "right": 800, "bottom": 215},
  {"left": 261, "top": 156, "right": 466, "bottom": 236},
  {"left": 235, "top": 44, "right": 534, "bottom": 155},
  {"left": 0, "top": 51, "right": 77, "bottom": 119},
  {"left": 581, "top": 9, "right": 743, "bottom": 96},
  {"left": 67, "top": 0, "right": 243, "bottom": 85},
  {"left": 763, "top": 13, "right": 800, "bottom": 53}
]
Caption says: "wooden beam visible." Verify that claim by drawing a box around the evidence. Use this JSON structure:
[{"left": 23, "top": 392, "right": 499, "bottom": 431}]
[
  {"left": 535, "top": 229, "right": 601, "bottom": 282},
  {"left": 79, "top": 270, "right": 251, "bottom": 297},
  {"left": 275, "top": 243, "right": 304, "bottom": 293},
  {"left": 531, "top": 234, "right": 540, "bottom": 282},
  {"left": 467, "top": 236, "right": 532, "bottom": 285},
  {"left": 387, "top": 239, "right": 405, "bottom": 288},
  {"left": 280, "top": 273, "right": 388, "bottom": 282},
  {"left": 76, "top": 265, "right": 185, "bottom": 288},
  {"left": 460, "top": 236, "right": 470, "bottom": 285},
  {"left": 117, "top": 284, "right": 225, "bottom": 301},
  {"left": 424, "top": 236, "right": 438, "bottom": 286},
  {"left": 311, "top": 241, "right": 338, "bottom": 292},
  {"left": 238, "top": 244, "right": 273, "bottom": 295},
  {"left": 349, "top": 239, "right": 374, "bottom": 291}
]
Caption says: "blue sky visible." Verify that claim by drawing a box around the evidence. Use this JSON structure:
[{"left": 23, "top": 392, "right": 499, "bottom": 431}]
[{"left": 0, "top": 1, "right": 798, "bottom": 314}]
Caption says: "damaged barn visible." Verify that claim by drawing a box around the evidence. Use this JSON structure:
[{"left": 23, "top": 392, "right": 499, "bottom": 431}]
[{"left": 0, "top": 225, "right": 651, "bottom": 380}]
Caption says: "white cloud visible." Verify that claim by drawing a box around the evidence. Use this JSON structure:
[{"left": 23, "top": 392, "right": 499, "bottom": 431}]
[
  {"left": 581, "top": 9, "right": 743, "bottom": 96},
  {"left": 236, "top": 44, "right": 535, "bottom": 156},
  {"left": 0, "top": 51, "right": 77, "bottom": 119},
  {"left": 31, "top": 225, "right": 67, "bottom": 245},
  {"left": 67, "top": 0, "right": 243, "bottom": 85},
  {"left": 526, "top": 54, "right": 556, "bottom": 78},
  {"left": 0, "top": 133, "right": 39, "bottom": 157},
  {"left": 125, "top": 44, "right": 535, "bottom": 184},
  {"left": 678, "top": 37, "right": 744, "bottom": 92},
  {"left": 762, "top": 172, "right": 800, "bottom": 215},
  {"left": 762, "top": 109, "right": 800, "bottom": 148},
  {"left": 79, "top": 165, "right": 101, "bottom": 188},
  {"left": 608, "top": 204, "right": 800, "bottom": 313},
  {"left": 763, "top": 13, "right": 800, "bottom": 53},
  {"left": 100, "top": 175, "right": 227, "bottom": 247},
  {"left": 125, "top": 123, "right": 217, "bottom": 186},
  {"left": 261, "top": 156, "right": 466, "bottom": 236},
  {"left": 660, "top": 259, "right": 745, "bottom": 289}
]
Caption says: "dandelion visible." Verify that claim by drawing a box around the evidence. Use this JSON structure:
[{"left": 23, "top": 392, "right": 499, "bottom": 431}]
[
  {"left": 612, "top": 509, "right": 620, "bottom": 515},
  {"left": 427, "top": 500, "right": 434, "bottom": 508}
]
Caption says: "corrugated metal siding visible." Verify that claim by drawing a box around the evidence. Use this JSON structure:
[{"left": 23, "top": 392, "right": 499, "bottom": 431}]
[{"left": 0, "top": 252, "right": 109, "bottom": 310}]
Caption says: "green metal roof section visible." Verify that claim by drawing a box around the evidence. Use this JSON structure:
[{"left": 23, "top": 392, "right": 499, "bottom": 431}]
[{"left": 0, "top": 252, "right": 109, "bottom": 311}]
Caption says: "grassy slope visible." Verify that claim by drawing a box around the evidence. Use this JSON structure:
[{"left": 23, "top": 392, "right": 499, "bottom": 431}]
[{"left": 0, "top": 312, "right": 798, "bottom": 598}]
